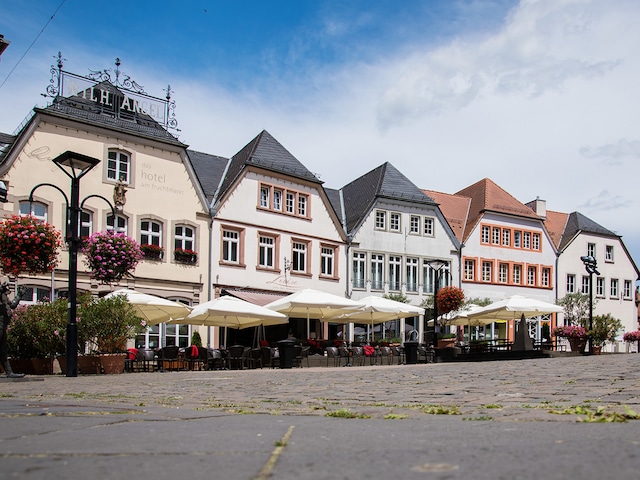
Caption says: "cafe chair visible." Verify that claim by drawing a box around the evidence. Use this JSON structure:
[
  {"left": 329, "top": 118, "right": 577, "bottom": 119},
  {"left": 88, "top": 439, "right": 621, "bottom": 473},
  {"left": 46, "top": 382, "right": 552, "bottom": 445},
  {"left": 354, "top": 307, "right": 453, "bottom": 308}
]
[
  {"left": 227, "top": 345, "right": 246, "bottom": 370},
  {"left": 325, "top": 346, "right": 340, "bottom": 367}
]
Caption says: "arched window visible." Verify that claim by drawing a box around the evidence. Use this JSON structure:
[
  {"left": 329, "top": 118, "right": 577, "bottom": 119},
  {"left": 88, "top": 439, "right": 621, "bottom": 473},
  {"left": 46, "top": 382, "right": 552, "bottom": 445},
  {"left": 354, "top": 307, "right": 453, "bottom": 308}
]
[
  {"left": 106, "top": 214, "right": 128, "bottom": 234},
  {"left": 140, "top": 220, "right": 162, "bottom": 247},
  {"left": 107, "top": 150, "right": 130, "bottom": 183},
  {"left": 174, "top": 224, "right": 195, "bottom": 251},
  {"left": 19, "top": 201, "right": 47, "bottom": 221}
]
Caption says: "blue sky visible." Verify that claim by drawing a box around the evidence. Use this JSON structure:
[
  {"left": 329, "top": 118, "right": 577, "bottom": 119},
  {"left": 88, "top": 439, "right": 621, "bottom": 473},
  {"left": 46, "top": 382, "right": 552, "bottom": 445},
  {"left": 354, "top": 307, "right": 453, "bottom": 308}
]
[{"left": 2, "top": 0, "right": 640, "bottom": 273}]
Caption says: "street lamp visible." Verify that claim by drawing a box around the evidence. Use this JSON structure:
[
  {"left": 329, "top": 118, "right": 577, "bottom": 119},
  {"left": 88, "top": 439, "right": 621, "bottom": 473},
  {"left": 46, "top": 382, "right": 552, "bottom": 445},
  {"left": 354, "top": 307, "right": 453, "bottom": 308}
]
[
  {"left": 0, "top": 35, "right": 9, "bottom": 58},
  {"left": 29, "top": 151, "right": 115, "bottom": 377},
  {"left": 580, "top": 255, "right": 600, "bottom": 355},
  {"left": 426, "top": 259, "right": 448, "bottom": 349}
]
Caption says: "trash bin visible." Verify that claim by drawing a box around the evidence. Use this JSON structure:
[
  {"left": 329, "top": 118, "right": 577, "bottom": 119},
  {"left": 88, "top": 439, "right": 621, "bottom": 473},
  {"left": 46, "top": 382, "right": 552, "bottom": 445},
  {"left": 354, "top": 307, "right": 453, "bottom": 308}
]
[
  {"left": 404, "top": 341, "right": 419, "bottom": 364},
  {"left": 277, "top": 339, "right": 296, "bottom": 369}
]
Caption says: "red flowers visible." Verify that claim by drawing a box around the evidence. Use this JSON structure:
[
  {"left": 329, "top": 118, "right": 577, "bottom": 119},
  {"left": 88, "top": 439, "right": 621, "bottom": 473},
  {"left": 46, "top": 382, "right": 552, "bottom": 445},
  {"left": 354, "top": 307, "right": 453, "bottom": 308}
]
[
  {"left": 0, "top": 215, "right": 61, "bottom": 276},
  {"left": 436, "top": 286, "right": 465, "bottom": 315}
]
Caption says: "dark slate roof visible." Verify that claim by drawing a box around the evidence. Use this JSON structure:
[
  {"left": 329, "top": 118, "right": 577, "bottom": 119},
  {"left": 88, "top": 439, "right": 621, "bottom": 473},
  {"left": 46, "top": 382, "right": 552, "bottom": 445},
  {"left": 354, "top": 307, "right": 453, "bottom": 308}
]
[
  {"left": 323, "top": 187, "right": 343, "bottom": 227},
  {"left": 36, "top": 80, "right": 184, "bottom": 147},
  {"left": 216, "top": 130, "right": 320, "bottom": 202},
  {"left": 0, "top": 132, "right": 16, "bottom": 165},
  {"left": 559, "top": 211, "right": 618, "bottom": 251},
  {"left": 341, "top": 162, "right": 435, "bottom": 233},
  {"left": 187, "top": 149, "right": 229, "bottom": 204}
]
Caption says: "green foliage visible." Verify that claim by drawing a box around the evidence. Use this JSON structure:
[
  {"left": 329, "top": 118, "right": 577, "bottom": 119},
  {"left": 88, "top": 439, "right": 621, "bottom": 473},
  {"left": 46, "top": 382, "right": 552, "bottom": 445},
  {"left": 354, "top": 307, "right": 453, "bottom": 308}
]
[
  {"left": 383, "top": 293, "right": 409, "bottom": 303},
  {"left": 325, "top": 409, "right": 371, "bottom": 419},
  {"left": 7, "top": 298, "right": 67, "bottom": 358},
  {"left": 464, "top": 297, "right": 492, "bottom": 307},
  {"left": 590, "top": 314, "right": 623, "bottom": 347},
  {"left": 191, "top": 330, "right": 203, "bottom": 347},
  {"left": 557, "top": 292, "right": 595, "bottom": 327}
]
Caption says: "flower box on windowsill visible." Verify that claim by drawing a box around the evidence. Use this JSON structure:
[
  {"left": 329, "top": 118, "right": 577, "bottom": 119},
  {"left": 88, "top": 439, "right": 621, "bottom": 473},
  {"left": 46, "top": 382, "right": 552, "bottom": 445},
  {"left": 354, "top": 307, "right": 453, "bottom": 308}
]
[
  {"left": 141, "top": 244, "right": 164, "bottom": 261},
  {"left": 174, "top": 249, "right": 197, "bottom": 264}
]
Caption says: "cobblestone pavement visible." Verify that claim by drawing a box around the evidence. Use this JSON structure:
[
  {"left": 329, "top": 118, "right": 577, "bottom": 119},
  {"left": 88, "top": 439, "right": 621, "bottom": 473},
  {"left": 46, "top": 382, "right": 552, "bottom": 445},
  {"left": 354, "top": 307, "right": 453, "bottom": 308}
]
[{"left": 2, "top": 354, "right": 640, "bottom": 422}]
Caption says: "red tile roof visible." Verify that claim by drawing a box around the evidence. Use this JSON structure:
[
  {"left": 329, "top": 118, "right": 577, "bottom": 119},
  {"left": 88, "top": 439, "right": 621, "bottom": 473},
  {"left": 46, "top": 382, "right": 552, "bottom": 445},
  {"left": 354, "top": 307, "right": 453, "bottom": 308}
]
[
  {"left": 544, "top": 210, "right": 569, "bottom": 250},
  {"left": 423, "top": 189, "right": 471, "bottom": 242}
]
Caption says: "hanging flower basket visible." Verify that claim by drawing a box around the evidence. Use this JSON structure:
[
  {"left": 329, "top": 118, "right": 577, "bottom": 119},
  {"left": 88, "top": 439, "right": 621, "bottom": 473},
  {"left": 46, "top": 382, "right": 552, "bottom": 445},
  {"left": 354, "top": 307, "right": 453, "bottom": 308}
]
[
  {"left": 174, "top": 248, "right": 197, "bottom": 264},
  {"left": 140, "top": 243, "right": 164, "bottom": 260},
  {"left": 0, "top": 214, "right": 62, "bottom": 277},
  {"left": 81, "top": 231, "right": 143, "bottom": 284},
  {"left": 436, "top": 286, "right": 465, "bottom": 316}
]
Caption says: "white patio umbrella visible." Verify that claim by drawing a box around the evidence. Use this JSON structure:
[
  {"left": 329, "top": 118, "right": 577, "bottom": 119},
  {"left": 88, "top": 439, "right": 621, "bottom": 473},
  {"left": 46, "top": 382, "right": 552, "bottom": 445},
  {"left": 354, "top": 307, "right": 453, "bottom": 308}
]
[
  {"left": 428, "top": 304, "right": 491, "bottom": 327},
  {"left": 104, "top": 288, "right": 192, "bottom": 325},
  {"left": 326, "top": 295, "right": 424, "bottom": 342},
  {"left": 264, "top": 288, "right": 364, "bottom": 339},
  {"left": 170, "top": 296, "right": 288, "bottom": 344}
]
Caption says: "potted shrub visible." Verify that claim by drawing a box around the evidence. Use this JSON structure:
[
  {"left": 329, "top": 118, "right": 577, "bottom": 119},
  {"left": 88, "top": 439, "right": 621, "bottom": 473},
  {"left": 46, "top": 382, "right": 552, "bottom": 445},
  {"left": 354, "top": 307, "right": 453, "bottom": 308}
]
[
  {"left": 553, "top": 325, "right": 587, "bottom": 353},
  {"left": 82, "top": 230, "right": 143, "bottom": 284},
  {"left": 174, "top": 247, "right": 197, "bottom": 264},
  {"left": 590, "top": 314, "right": 622, "bottom": 354},
  {"left": 140, "top": 243, "right": 164, "bottom": 260}
]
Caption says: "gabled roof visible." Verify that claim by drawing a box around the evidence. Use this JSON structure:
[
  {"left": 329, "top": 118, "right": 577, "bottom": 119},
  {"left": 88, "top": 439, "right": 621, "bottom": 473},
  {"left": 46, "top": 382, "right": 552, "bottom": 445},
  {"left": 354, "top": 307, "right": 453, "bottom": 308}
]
[
  {"left": 423, "top": 189, "right": 471, "bottom": 243},
  {"left": 323, "top": 187, "right": 343, "bottom": 226},
  {"left": 341, "top": 162, "right": 435, "bottom": 234},
  {"left": 543, "top": 210, "right": 569, "bottom": 250},
  {"left": 187, "top": 150, "right": 229, "bottom": 204},
  {"left": 559, "top": 211, "right": 618, "bottom": 251},
  {"left": 455, "top": 178, "right": 541, "bottom": 241},
  {"left": 215, "top": 130, "right": 320, "bottom": 203}
]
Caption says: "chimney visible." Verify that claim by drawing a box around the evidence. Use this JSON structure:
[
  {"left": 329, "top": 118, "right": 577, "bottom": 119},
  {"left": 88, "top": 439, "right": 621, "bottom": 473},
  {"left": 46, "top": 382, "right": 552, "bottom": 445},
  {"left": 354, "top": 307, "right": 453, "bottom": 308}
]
[{"left": 527, "top": 197, "right": 546, "bottom": 219}]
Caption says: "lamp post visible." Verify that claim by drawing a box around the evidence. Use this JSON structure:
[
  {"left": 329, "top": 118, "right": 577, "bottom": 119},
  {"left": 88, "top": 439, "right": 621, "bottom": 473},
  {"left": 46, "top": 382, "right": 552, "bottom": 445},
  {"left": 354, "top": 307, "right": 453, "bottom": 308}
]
[
  {"left": 28, "top": 151, "right": 114, "bottom": 377},
  {"left": 426, "top": 259, "right": 448, "bottom": 349},
  {"left": 580, "top": 255, "right": 600, "bottom": 355},
  {"left": 0, "top": 35, "right": 9, "bottom": 58}
]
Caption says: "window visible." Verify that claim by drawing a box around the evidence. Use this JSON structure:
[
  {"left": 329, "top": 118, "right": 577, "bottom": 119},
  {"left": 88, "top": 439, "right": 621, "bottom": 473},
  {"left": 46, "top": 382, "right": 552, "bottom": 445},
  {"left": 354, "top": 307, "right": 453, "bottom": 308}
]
[
  {"left": 260, "top": 186, "right": 270, "bottom": 208},
  {"left": 285, "top": 192, "right": 295, "bottom": 213},
  {"left": 259, "top": 235, "right": 275, "bottom": 269},
  {"left": 406, "top": 257, "right": 418, "bottom": 292},
  {"left": 80, "top": 211, "right": 93, "bottom": 238},
  {"left": 20, "top": 286, "right": 51, "bottom": 304},
  {"left": 320, "top": 246, "right": 335, "bottom": 277},
  {"left": 164, "top": 323, "right": 190, "bottom": 348},
  {"left": 481, "top": 225, "right": 490, "bottom": 244},
  {"left": 388, "top": 256, "right": 402, "bottom": 291},
  {"left": 566, "top": 274, "right": 576, "bottom": 293},
  {"left": 107, "top": 150, "right": 130, "bottom": 183},
  {"left": 502, "top": 229, "right": 511, "bottom": 246},
  {"left": 370, "top": 254, "right": 384, "bottom": 290},
  {"left": 273, "top": 189, "right": 282, "bottom": 211},
  {"left": 513, "top": 264, "right": 522, "bottom": 285},
  {"left": 291, "top": 241, "right": 307, "bottom": 273},
  {"left": 623, "top": 280, "right": 632, "bottom": 299},
  {"left": 482, "top": 261, "right": 492, "bottom": 282},
  {"left": 492, "top": 227, "right": 500, "bottom": 245},
  {"left": 587, "top": 243, "right": 595, "bottom": 258},
  {"left": 423, "top": 217, "right": 434, "bottom": 236},
  {"left": 532, "top": 233, "right": 540, "bottom": 251},
  {"left": 581, "top": 276, "right": 590, "bottom": 295},
  {"left": 390, "top": 213, "right": 401, "bottom": 232},
  {"left": 523, "top": 232, "right": 531, "bottom": 249},
  {"left": 499, "top": 263, "right": 508, "bottom": 283},
  {"left": 140, "top": 220, "right": 162, "bottom": 247},
  {"left": 527, "top": 266, "right": 536, "bottom": 286},
  {"left": 222, "top": 230, "right": 239, "bottom": 263},
  {"left": 464, "top": 259, "right": 475, "bottom": 281},
  {"left": 514, "top": 231, "right": 521, "bottom": 248},
  {"left": 610, "top": 278, "right": 618, "bottom": 298},
  {"left": 410, "top": 215, "right": 420, "bottom": 234},
  {"left": 596, "top": 277, "right": 605, "bottom": 297},
  {"left": 174, "top": 225, "right": 194, "bottom": 251},
  {"left": 605, "top": 245, "right": 614, "bottom": 262},
  {"left": 352, "top": 252, "right": 366, "bottom": 289},
  {"left": 107, "top": 214, "right": 127, "bottom": 234},
  {"left": 375, "top": 210, "right": 386, "bottom": 230},
  {"left": 19, "top": 201, "right": 47, "bottom": 221},
  {"left": 541, "top": 268, "right": 550, "bottom": 287},
  {"left": 297, "top": 194, "right": 307, "bottom": 216}
]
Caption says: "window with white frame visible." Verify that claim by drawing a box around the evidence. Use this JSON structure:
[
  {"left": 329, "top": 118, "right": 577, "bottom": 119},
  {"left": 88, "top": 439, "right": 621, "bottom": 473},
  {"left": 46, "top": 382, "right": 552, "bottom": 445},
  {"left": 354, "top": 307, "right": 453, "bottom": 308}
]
[
  {"left": 410, "top": 215, "right": 420, "bottom": 234},
  {"left": 566, "top": 274, "right": 576, "bottom": 293},
  {"left": 423, "top": 217, "right": 434, "bottom": 236},
  {"left": 388, "top": 256, "right": 402, "bottom": 291},
  {"left": 107, "top": 214, "right": 127, "bottom": 234},
  {"left": 541, "top": 268, "right": 550, "bottom": 287},
  {"left": 107, "top": 150, "right": 130, "bottom": 183},
  {"left": 482, "top": 261, "right": 492, "bottom": 282},
  {"left": 20, "top": 285, "right": 51, "bottom": 304},
  {"left": 80, "top": 211, "right": 93, "bottom": 238},
  {"left": 623, "top": 280, "right": 632, "bottom": 299},
  {"left": 286, "top": 192, "right": 295, "bottom": 213},
  {"left": 532, "top": 233, "right": 540, "bottom": 251},
  {"left": 260, "top": 186, "right": 270, "bottom": 208},
  {"left": 581, "top": 276, "right": 590, "bottom": 295},
  {"left": 492, "top": 227, "right": 500, "bottom": 245},
  {"left": 320, "top": 246, "right": 335, "bottom": 277},
  {"left": 527, "top": 266, "right": 536, "bottom": 286},
  {"left": 587, "top": 243, "right": 595, "bottom": 258},
  {"left": 222, "top": 229, "right": 240, "bottom": 263},
  {"left": 523, "top": 232, "right": 531, "bottom": 249},
  {"left": 297, "top": 194, "right": 308, "bottom": 216},
  {"left": 140, "top": 220, "right": 162, "bottom": 247},
  {"left": 164, "top": 323, "right": 190, "bottom": 348},
  {"left": 502, "top": 229, "right": 511, "bottom": 246},
  {"left": 499, "top": 263, "right": 508, "bottom": 283},
  {"left": 481, "top": 225, "right": 490, "bottom": 244},
  {"left": 370, "top": 254, "right": 384, "bottom": 290},
  {"left": 259, "top": 235, "right": 275, "bottom": 269},
  {"left": 464, "top": 259, "right": 475, "bottom": 281},
  {"left": 352, "top": 252, "right": 366, "bottom": 289},
  {"left": 291, "top": 241, "right": 307, "bottom": 273},
  {"left": 390, "top": 212, "right": 401, "bottom": 232},
  {"left": 375, "top": 210, "right": 386, "bottom": 230},
  {"left": 19, "top": 201, "right": 47, "bottom": 221},
  {"left": 406, "top": 257, "right": 418, "bottom": 292},
  {"left": 273, "top": 189, "right": 282, "bottom": 211},
  {"left": 514, "top": 231, "right": 521, "bottom": 248},
  {"left": 610, "top": 278, "right": 618, "bottom": 298},
  {"left": 174, "top": 225, "right": 195, "bottom": 251},
  {"left": 513, "top": 264, "right": 521, "bottom": 285},
  {"left": 605, "top": 245, "right": 614, "bottom": 262},
  {"left": 596, "top": 277, "right": 605, "bottom": 297}
]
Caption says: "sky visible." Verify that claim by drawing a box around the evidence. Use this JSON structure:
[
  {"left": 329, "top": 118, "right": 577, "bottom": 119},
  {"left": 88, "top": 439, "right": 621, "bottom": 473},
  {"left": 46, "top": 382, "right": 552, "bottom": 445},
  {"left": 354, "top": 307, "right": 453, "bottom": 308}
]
[{"left": 1, "top": 0, "right": 639, "bottom": 275}]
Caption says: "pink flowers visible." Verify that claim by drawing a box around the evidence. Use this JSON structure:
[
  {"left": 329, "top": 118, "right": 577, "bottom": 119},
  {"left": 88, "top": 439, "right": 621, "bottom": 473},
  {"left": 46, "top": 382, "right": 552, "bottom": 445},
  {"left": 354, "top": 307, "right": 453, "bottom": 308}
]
[
  {"left": 623, "top": 331, "right": 640, "bottom": 342},
  {"left": 553, "top": 325, "right": 587, "bottom": 338},
  {"left": 82, "top": 230, "right": 143, "bottom": 284}
]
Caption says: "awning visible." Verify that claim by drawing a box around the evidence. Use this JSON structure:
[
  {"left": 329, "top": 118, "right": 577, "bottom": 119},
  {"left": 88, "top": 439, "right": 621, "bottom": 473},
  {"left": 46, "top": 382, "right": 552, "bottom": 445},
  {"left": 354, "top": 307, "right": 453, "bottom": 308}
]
[{"left": 222, "top": 289, "right": 288, "bottom": 307}]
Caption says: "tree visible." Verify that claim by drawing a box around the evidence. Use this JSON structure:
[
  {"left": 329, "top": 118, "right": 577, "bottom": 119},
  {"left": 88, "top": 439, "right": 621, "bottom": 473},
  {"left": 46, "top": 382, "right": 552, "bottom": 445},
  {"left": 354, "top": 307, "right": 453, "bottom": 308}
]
[
  {"left": 557, "top": 292, "right": 596, "bottom": 327},
  {"left": 591, "top": 314, "right": 622, "bottom": 347}
]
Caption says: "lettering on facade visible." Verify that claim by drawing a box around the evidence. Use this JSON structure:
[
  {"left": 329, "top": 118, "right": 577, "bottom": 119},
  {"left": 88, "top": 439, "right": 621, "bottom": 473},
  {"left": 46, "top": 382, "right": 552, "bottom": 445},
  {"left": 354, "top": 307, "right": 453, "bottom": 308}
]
[
  {"left": 139, "top": 162, "right": 184, "bottom": 196},
  {"left": 267, "top": 275, "right": 298, "bottom": 288},
  {"left": 26, "top": 146, "right": 51, "bottom": 162}
]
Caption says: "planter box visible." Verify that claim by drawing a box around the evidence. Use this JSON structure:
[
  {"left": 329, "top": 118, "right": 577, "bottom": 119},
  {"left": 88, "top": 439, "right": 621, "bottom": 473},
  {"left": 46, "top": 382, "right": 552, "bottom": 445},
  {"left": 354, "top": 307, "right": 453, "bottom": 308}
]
[
  {"left": 9, "top": 358, "right": 53, "bottom": 375},
  {"left": 100, "top": 353, "right": 126, "bottom": 374}
]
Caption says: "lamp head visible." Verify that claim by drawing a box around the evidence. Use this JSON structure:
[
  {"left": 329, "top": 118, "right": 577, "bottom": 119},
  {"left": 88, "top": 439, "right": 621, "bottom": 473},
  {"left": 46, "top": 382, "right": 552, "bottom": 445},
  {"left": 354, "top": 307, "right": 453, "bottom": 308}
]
[
  {"left": 52, "top": 151, "right": 100, "bottom": 181},
  {"left": 426, "top": 258, "right": 448, "bottom": 271}
]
